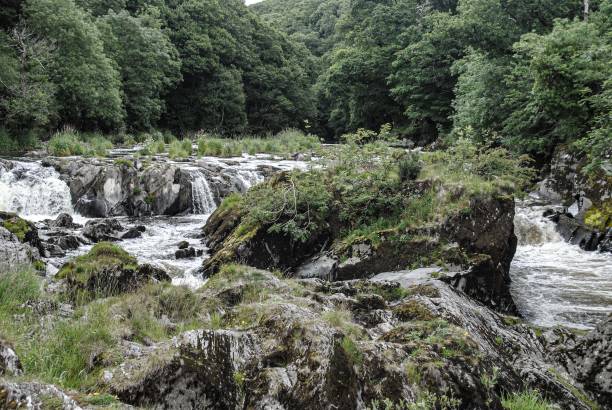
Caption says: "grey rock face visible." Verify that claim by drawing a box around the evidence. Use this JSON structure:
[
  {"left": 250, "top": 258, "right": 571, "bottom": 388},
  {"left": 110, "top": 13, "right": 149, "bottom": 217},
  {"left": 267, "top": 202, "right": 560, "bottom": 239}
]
[
  {"left": 0, "top": 380, "right": 82, "bottom": 410},
  {"left": 0, "top": 227, "right": 34, "bottom": 270},
  {"left": 295, "top": 254, "right": 338, "bottom": 280},
  {"left": 83, "top": 218, "right": 124, "bottom": 242}
]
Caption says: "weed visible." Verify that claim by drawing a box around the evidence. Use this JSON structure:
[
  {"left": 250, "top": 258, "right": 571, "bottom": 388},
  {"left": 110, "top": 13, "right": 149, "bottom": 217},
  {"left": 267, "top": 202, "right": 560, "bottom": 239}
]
[{"left": 501, "top": 391, "right": 555, "bottom": 410}]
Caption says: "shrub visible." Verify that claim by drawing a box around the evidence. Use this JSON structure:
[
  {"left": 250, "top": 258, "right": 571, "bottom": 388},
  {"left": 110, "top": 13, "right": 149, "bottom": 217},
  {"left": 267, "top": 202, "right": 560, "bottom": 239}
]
[{"left": 398, "top": 152, "right": 422, "bottom": 182}]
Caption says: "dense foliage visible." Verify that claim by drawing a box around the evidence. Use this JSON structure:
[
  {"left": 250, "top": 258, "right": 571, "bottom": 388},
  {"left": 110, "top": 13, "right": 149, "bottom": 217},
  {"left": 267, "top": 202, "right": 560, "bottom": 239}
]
[
  {"left": 254, "top": 0, "right": 611, "bottom": 172},
  {"left": 0, "top": 0, "right": 316, "bottom": 149},
  {"left": 0, "top": 0, "right": 609, "bottom": 173}
]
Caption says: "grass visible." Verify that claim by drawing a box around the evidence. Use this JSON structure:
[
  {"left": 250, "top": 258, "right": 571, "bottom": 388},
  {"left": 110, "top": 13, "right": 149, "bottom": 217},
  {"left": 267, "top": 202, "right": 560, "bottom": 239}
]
[
  {"left": 168, "top": 139, "right": 193, "bottom": 159},
  {"left": 340, "top": 336, "right": 363, "bottom": 366},
  {"left": 501, "top": 391, "right": 555, "bottom": 410},
  {"left": 196, "top": 129, "right": 320, "bottom": 158},
  {"left": 48, "top": 128, "right": 113, "bottom": 157}
]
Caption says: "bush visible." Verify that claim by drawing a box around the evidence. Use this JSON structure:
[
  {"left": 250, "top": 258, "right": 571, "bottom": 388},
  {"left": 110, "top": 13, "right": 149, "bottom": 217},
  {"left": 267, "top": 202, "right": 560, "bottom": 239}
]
[{"left": 398, "top": 152, "right": 422, "bottom": 182}]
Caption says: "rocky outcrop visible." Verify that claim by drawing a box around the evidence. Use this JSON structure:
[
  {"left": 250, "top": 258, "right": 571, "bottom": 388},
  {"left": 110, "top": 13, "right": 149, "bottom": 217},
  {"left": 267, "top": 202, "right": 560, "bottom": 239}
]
[
  {"left": 82, "top": 218, "right": 124, "bottom": 242},
  {"left": 101, "top": 268, "right": 596, "bottom": 409},
  {"left": 0, "top": 380, "right": 81, "bottom": 410},
  {"left": 44, "top": 158, "right": 194, "bottom": 217},
  {"left": 546, "top": 210, "right": 611, "bottom": 253},
  {"left": 201, "top": 194, "right": 518, "bottom": 313},
  {"left": 558, "top": 316, "right": 612, "bottom": 408}
]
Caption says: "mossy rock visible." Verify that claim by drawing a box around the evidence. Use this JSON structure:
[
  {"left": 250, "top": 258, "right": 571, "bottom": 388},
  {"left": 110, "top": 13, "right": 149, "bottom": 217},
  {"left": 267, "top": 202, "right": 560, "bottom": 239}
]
[
  {"left": 393, "top": 299, "right": 436, "bottom": 321},
  {"left": 56, "top": 242, "right": 169, "bottom": 302}
]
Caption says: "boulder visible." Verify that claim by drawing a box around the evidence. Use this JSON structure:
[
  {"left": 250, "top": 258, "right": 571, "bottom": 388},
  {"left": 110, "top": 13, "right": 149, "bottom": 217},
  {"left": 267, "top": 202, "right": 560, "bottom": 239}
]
[
  {"left": 121, "top": 227, "right": 143, "bottom": 239},
  {"left": 82, "top": 219, "right": 123, "bottom": 242},
  {"left": 48, "top": 213, "right": 80, "bottom": 229},
  {"left": 0, "top": 339, "right": 21, "bottom": 376},
  {"left": 0, "top": 227, "right": 34, "bottom": 270},
  {"left": 177, "top": 240, "right": 190, "bottom": 249},
  {"left": 47, "top": 234, "right": 81, "bottom": 250},
  {"left": 176, "top": 247, "right": 197, "bottom": 259}
]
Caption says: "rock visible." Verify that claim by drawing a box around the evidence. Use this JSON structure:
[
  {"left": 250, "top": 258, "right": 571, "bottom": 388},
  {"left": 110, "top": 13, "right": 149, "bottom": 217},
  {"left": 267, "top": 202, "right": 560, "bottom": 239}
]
[
  {"left": 0, "top": 339, "right": 21, "bottom": 376},
  {"left": 0, "top": 380, "right": 82, "bottom": 410},
  {"left": 565, "top": 316, "right": 612, "bottom": 407},
  {"left": 101, "top": 271, "right": 594, "bottom": 410},
  {"left": 0, "top": 211, "right": 43, "bottom": 254},
  {"left": 56, "top": 243, "right": 171, "bottom": 300},
  {"left": 295, "top": 254, "right": 338, "bottom": 280},
  {"left": 0, "top": 227, "right": 34, "bottom": 270},
  {"left": 178, "top": 240, "right": 190, "bottom": 249},
  {"left": 48, "top": 213, "right": 79, "bottom": 229},
  {"left": 554, "top": 213, "right": 608, "bottom": 252},
  {"left": 121, "top": 227, "right": 143, "bottom": 239},
  {"left": 47, "top": 234, "right": 81, "bottom": 250},
  {"left": 202, "top": 193, "right": 518, "bottom": 312},
  {"left": 175, "top": 247, "right": 196, "bottom": 259},
  {"left": 135, "top": 225, "right": 146, "bottom": 232},
  {"left": 41, "top": 242, "right": 66, "bottom": 257},
  {"left": 48, "top": 158, "right": 196, "bottom": 217},
  {"left": 82, "top": 218, "right": 123, "bottom": 242}
]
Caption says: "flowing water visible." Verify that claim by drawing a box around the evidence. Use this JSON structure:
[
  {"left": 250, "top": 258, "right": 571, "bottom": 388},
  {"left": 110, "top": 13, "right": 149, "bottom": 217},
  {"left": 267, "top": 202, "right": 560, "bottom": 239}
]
[
  {"left": 511, "top": 197, "right": 612, "bottom": 330},
  {"left": 0, "top": 155, "right": 307, "bottom": 288},
  {"left": 2, "top": 157, "right": 610, "bottom": 328}
]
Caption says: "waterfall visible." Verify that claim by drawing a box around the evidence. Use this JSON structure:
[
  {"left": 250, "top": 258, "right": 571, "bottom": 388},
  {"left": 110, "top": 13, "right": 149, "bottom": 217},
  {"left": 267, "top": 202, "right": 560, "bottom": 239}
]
[
  {"left": 189, "top": 169, "right": 216, "bottom": 215},
  {"left": 0, "top": 161, "right": 73, "bottom": 219}
]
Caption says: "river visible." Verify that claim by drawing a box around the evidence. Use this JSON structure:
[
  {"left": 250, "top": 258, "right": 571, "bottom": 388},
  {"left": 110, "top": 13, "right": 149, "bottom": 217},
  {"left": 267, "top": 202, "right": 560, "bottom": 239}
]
[{"left": 1, "top": 156, "right": 610, "bottom": 330}]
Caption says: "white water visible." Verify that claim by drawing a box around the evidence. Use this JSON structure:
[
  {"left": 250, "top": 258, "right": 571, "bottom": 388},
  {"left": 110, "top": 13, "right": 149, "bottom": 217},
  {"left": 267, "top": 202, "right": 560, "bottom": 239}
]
[
  {"left": 0, "top": 160, "right": 73, "bottom": 220},
  {"left": 188, "top": 169, "right": 217, "bottom": 215},
  {"left": 511, "top": 199, "right": 612, "bottom": 330}
]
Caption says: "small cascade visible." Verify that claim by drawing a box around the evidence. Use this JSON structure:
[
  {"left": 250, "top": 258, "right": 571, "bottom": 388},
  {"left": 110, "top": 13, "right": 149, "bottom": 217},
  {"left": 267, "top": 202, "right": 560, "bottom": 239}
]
[
  {"left": 233, "top": 169, "right": 264, "bottom": 192},
  {"left": 513, "top": 202, "right": 562, "bottom": 245},
  {"left": 510, "top": 198, "right": 612, "bottom": 330},
  {"left": 0, "top": 160, "right": 73, "bottom": 219},
  {"left": 188, "top": 169, "right": 217, "bottom": 215}
]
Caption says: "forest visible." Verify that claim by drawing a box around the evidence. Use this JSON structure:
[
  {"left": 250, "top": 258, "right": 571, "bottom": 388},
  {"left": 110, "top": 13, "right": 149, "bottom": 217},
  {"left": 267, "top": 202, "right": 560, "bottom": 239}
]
[{"left": 0, "top": 0, "right": 609, "bottom": 172}]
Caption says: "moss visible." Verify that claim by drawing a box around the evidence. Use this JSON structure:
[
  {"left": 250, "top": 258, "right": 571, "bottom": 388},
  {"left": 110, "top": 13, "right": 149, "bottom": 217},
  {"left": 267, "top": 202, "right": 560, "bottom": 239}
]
[
  {"left": 393, "top": 299, "right": 436, "bottom": 321},
  {"left": 33, "top": 259, "right": 46, "bottom": 272},
  {"left": 584, "top": 200, "right": 612, "bottom": 231},
  {"left": 502, "top": 315, "right": 522, "bottom": 326},
  {"left": 2, "top": 216, "right": 31, "bottom": 242},
  {"left": 39, "top": 394, "right": 64, "bottom": 410},
  {"left": 113, "top": 158, "right": 134, "bottom": 168}
]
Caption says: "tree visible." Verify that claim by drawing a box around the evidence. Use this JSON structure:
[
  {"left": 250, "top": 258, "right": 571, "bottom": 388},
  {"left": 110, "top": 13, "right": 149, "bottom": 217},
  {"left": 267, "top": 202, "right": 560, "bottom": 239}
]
[
  {"left": 0, "top": 25, "right": 56, "bottom": 137},
  {"left": 25, "top": 0, "right": 124, "bottom": 130},
  {"left": 98, "top": 10, "right": 181, "bottom": 130}
]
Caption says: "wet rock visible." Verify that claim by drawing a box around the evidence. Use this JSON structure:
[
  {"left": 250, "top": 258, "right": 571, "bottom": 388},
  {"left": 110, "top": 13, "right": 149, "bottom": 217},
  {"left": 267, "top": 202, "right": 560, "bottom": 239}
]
[
  {"left": 177, "top": 240, "right": 190, "bottom": 249},
  {"left": 552, "top": 212, "right": 609, "bottom": 252},
  {"left": 48, "top": 213, "right": 80, "bottom": 229},
  {"left": 175, "top": 247, "right": 197, "bottom": 259},
  {"left": 47, "top": 234, "right": 81, "bottom": 251},
  {"left": 83, "top": 218, "right": 123, "bottom": 242},
  {"left": 0, "top": 339, "right": 21, "bottom": 376},
  {"left": 41, "top": 242, "right": 66, "bottom": 257},
  {"left": 121, "top": 227, "right": 143, "bottom": 239},
  {"left": 0, "top": 380, "right": 81, "bottom": 410},
  {"left": 48, "top": 158, "right": 195, "bottom": 217}
]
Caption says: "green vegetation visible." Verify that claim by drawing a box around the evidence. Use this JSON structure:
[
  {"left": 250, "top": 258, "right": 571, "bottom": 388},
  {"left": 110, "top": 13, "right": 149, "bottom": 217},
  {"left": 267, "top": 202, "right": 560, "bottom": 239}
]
[
  {"left": 197, "top": 129, "right": 320, "bottom": 158},
  {"left": 48, "top": 128, "right": 113, "bottom": 157},
  {"left": 501, "top": 391, "right": 555, "bottom": 410},
  {"left": 221, "top": 129, "right": 531, "bottom": 250},
  {"left": 340, "top": 336, "right": 363, "bottom": 366},
  {"left": 168, "top": 139, "right": 193, "bottom": 159},
  {"left": 1, "top": 215, "right": 32, "bottom": 241}
]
